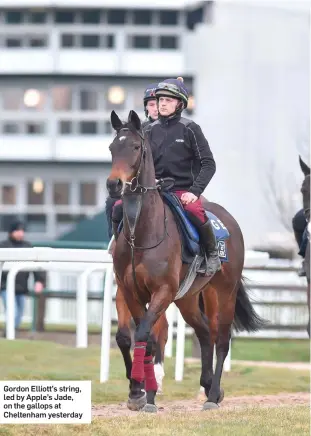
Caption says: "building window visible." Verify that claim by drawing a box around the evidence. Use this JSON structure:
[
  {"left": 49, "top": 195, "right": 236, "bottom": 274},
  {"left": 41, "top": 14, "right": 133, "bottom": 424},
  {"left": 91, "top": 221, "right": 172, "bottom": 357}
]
[
  {"left": 81, "top": 34, "right": 100, "bottom": 48},
  {"left": 2, "top": 89, "right": 24, "bottom": 110},
  {"left": 5, "top": 10, "right": 24, "bottom": 24},
  {"left": 25, "top": 122, "right": 45, "bottom": 135},
  {"left": 1, "top": 185, "right": 16, "bottom": 205},
  {"left": 3, "top": 123, "right": 20, "bottom": 135},
  {"left": 27, "top": 179, "right": 45, "bottom": 205},
  {"left": 104, "top": 120, "right": 113, "bottom": 134},
  {"left": 107, "top": 9, "right": 126, "bottom": 24},
  {"left": 53, "top": 182, "right": 70, "bottom": 205},
  {"left": 0, "top": 214, "right": 19, "bottom": 232},
  {"left": 131, "top": 35, "right": 152, "bottom": 49},
  {"left": 52, "top": 87, "right": 72, "bottom": 111},
  {"left": 28, "top": 35, "right": 47, "bottom": 48},
  {"left": 133, "top": 9, "right": 152, "bottom": 25},
  {"left": 159, "top": 35, "right": 178, "bottom": 50},
  {"left": 55, "top": 10, "right": 75, "bottom": 24},
  {"left": 56, "top": 214, "right": 86, "bottom": 235},
  {"left": 159, "top": 10, "right": 178, "bottom": 25},
  {"left": 61, "top": 34, "right": 75, "bottom": 48},
  {"left": 106, "top": 34, "right": 114, "bottom": 49},
  {"left": 79, "top": 182, "right": 97, "bottom": 206},
  {"left": 25, "top": 214, "right": 47, "bottom": 233},
  {"left": 79, "top": 121, "right": 97, "bottom": 135},
  {"left": 23, "top": 89, "right": 46, "bottom": 111},
  {"left": 28, "top": 11, "right": 47, "bottom": 24},
  {"left": 79, "top": 90, "right": 98, "bottom": 111},
  {"left": 106, "top": 86, "right": 126, "bottom": 109},
  {"left": 80, "top": 9, "right": 101, "bottom": 24},
  {"left": 59, "top": 120, "right": 72, "bottom": 135},
  {"left": 5, "top": 37, "right": 22, "bottom": 48}
]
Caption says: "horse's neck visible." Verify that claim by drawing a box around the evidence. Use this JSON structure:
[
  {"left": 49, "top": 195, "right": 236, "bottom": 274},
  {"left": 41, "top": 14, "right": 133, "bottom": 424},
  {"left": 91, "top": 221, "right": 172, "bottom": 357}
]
[{"left": 123, "top": 144, "right": 164, "bottom": 245}]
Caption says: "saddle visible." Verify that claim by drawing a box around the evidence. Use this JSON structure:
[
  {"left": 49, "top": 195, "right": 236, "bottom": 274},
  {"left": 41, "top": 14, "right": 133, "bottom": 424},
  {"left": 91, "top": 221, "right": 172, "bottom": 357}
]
[{"left": 160, "top": 192, "right": 230, "bottom": 264}]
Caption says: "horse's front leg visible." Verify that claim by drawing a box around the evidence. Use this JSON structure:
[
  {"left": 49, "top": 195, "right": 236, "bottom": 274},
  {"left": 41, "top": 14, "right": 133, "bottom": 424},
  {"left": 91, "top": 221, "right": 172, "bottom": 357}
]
[
  {"left": 129, "top": 285, "right": 173, "bottom": 413},
  {"left": 115, "top": 287, "right": 133, "bottom": 388}
]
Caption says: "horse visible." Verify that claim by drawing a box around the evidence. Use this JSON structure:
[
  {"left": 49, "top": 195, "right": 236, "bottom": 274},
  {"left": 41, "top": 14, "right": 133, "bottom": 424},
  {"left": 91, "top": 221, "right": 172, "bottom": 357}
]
[
  {"left": 299, "top": 155, "right": 310, "bottom": 337},
  {"left": 106, "top": 109, "right": 266, "bottom": 413}
]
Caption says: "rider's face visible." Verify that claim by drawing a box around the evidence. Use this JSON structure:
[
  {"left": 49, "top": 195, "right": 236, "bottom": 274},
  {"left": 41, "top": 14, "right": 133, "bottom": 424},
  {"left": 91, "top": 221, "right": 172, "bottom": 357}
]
[
  {"left": 158, "top": 96, "right": 179, "bottom": 116},
  {"left": 146, "top": 100, "right": 158, "bottom": 120}
]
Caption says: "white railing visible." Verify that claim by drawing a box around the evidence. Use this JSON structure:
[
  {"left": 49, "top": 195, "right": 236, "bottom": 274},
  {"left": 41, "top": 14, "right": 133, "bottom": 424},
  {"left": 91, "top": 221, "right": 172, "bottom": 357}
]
[
  {"left": 0, "top": 248, "right": 308, "bottom": 384},
  {"left": 0, "top": 247, "right": 115, "bottom": 384}
]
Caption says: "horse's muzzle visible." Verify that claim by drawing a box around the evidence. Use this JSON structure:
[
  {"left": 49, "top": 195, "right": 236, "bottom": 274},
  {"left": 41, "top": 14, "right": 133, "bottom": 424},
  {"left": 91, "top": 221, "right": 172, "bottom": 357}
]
[{"left": 107, "top": 178, "right": 123, "bottom": 196}]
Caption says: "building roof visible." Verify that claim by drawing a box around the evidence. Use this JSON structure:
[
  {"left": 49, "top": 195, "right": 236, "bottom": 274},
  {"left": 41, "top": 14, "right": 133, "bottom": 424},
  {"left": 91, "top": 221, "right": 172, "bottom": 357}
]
[{"left": 0, "top": 0, "right": 205, "bottom": 10}]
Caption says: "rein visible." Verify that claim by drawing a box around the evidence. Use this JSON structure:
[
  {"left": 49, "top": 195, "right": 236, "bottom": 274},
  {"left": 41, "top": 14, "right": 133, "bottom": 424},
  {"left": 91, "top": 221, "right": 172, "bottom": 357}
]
[{"left": 120, "top": 128, "right": 168, "bottom": 297}]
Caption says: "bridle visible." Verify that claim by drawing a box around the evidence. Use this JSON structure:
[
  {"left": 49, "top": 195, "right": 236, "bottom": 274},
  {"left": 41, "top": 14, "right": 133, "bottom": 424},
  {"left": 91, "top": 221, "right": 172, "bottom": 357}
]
[
  {"left": 116, "top": 127, "right": 168, "bottom": 298},
  {"left": 122, "top": 128, "right": 158, "bottom": 195}
]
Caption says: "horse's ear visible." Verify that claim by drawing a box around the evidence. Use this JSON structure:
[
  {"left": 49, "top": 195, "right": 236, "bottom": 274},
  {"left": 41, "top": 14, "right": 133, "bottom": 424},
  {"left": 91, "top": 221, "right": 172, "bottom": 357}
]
[
  {"left": 128, "top": 110, "right": 141, "bottom": 131},
  {"left": 299, "top": 155, "right": 310, "bottom": 176},
  {"left": 111, "top": 110, "right": 123, "bottom": 131}
]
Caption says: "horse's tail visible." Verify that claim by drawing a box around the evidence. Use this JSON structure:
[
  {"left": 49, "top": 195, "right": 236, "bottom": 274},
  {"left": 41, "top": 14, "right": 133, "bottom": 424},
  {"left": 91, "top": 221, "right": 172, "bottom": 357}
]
[{"left": 233, "top": 276, "right": 268, "bottom": 332}]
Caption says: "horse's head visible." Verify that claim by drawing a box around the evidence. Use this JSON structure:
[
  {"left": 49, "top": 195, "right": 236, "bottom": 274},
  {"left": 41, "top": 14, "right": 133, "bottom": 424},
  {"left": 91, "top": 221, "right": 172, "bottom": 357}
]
[
  {"left": 299, "top": 155, "right": 310, "bottom": 223},
  {"left": 107, "top": 110, "right": 145, "bottom": 196}
]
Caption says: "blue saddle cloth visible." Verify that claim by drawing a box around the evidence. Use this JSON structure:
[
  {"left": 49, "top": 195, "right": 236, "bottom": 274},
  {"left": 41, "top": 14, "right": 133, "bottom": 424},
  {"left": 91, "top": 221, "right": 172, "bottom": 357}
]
[
  {"left": 161, "top": 192, "right": 230, "bottom": 262},
  {"left": 116, "top": 192, "right": 231, "bottom": 263}
]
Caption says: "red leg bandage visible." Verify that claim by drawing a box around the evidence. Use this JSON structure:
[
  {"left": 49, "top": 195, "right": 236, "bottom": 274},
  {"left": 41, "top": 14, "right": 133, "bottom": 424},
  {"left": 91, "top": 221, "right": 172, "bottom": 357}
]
[
  {"left": 131, "top": 342, "right": 147, "bottom": 383},
  {"left": 144, "top": 355, "right": 158, "bottom": 392}
]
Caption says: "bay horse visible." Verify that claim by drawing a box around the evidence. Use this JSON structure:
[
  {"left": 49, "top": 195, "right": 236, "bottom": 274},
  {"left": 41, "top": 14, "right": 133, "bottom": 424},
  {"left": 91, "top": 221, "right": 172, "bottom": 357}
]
[
  {"left": 107, "top": 110, "right": 266, "bottom": 413},
  {"left": 299, "top": 155, "right": 310, "bottom": 337}
]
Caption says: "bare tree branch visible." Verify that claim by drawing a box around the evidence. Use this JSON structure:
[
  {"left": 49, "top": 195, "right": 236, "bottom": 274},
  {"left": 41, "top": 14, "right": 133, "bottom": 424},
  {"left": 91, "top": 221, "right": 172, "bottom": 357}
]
[{"left": 263, "top": 161, "right": 300, "bottom": 233}]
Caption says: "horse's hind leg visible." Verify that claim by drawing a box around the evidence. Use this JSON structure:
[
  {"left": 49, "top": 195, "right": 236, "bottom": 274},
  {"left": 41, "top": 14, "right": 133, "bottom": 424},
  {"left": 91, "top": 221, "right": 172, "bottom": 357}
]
[
  {"left": 175, "top": 293, "right": 212, "bottom": 404},
  {"left": 115, "top": 287, "right": 133, "bottom": 388},
  {"left": 201, "top": 285, "right": 220, "bottom": 398},
  {"left": 204, "top": 284, "right": 237, "bottom": 409}
]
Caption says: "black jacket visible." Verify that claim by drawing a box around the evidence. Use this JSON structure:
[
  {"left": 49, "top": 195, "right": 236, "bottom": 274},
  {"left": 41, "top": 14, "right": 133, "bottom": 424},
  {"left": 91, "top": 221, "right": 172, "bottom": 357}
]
[
  {"left": 0, "top": 238, "right": 46, "bottom": 294},
  {"left": 144, "top": 114, "right": 216, "bottom": 197}
]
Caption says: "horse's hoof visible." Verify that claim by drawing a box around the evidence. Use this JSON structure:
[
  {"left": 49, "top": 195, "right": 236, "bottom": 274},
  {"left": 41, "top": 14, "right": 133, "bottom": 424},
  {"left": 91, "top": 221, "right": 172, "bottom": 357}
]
[
  {"left": 141, "top": 404, "right": 158, "bottom": 414},
  {"left": 218, "top": 388, "right": 225, "bottom": 403},
  {"left": 202, "top": 401, "right": 219, "bottom": 411},
  {"left": 127, "top": 393, "right": 147, "bottom": 411}
]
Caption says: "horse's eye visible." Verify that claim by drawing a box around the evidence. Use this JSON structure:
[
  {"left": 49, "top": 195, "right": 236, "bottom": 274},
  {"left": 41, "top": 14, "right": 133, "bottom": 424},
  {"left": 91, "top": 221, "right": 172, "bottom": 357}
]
[{"left": 134, "top": 145, "right": 140, "bottom": 150}]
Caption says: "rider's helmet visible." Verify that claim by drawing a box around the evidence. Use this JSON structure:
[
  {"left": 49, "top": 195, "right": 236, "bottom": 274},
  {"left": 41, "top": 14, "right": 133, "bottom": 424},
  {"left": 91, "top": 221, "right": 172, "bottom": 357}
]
[
  {"left": 143, "top": 83, "right": 158, "bottom": 117},
  {"left": 155, "top": 77, "right": 189, "bottom": 110}
]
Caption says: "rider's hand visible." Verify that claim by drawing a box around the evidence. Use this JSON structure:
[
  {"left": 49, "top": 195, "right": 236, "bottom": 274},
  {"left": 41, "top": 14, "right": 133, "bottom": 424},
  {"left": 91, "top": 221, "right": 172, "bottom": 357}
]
[{"left": 181, "top": 192, "right": 198, "bottom": 205}]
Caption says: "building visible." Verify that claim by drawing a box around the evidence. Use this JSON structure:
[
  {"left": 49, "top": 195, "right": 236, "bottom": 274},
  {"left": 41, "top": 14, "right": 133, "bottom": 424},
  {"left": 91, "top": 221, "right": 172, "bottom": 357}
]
[
  {"left": 0, "top": 0, "right": 309, "bottom": 249},
  {"left": 0, "top": 0, "right": 209, "bottom": 241}
]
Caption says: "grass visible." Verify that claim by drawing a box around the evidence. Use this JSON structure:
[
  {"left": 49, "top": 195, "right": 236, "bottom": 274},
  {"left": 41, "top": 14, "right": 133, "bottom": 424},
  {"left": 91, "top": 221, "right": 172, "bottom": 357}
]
[
  {"left": 0, "top": 406, "right": 309, "bottom": 436},
  {"left": 2, "top": 321, "right": 310, "bottom": 362},
  {"left": 230, "top": 338, "right": 310, "bottom": 363},
  {"left": 0, "top": 339, "right": 309, "bottom": 404},
  {"left": 0, "top": 340, "right": 309, "bottom": 436}
]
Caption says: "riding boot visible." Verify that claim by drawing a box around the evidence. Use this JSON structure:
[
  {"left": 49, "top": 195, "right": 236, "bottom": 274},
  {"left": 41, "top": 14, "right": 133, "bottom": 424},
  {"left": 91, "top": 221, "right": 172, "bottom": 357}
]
[{"left": 197, "top": 220, "right": 222, "bottom": 277}]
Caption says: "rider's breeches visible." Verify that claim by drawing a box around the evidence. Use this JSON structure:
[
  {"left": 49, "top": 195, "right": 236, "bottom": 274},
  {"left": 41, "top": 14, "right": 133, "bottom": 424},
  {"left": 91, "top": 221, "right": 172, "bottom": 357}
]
[{"left": 173, "top": 191, "right": 207, "bottom": 227}]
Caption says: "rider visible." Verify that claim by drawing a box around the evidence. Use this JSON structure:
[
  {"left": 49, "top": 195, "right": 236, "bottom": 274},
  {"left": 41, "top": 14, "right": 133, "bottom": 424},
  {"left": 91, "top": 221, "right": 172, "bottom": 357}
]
[
  {"left": 144, "top": 77, "right": 221, "bottom": 278},
  {"left": 105, "top": 83, "right": 159, "bottom": 240},
  {"left": 292, "top": 208, "right": 308, "bottom": 276}
]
